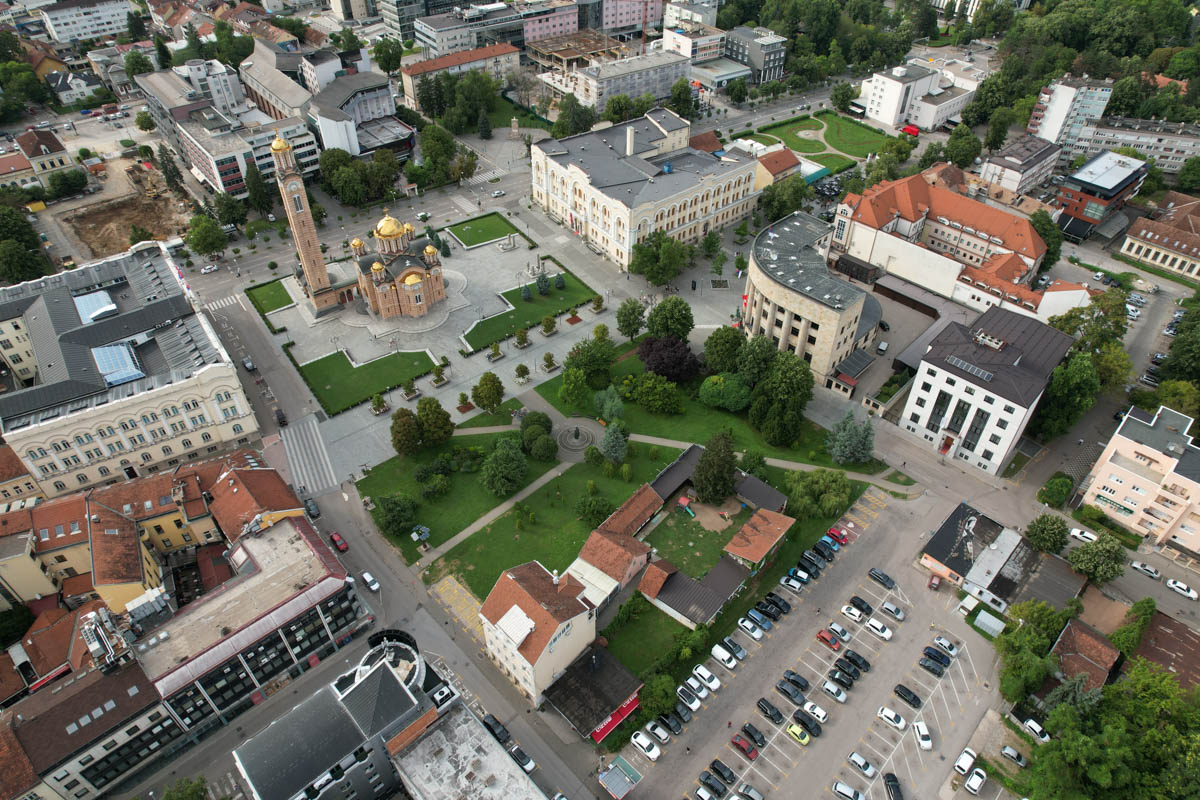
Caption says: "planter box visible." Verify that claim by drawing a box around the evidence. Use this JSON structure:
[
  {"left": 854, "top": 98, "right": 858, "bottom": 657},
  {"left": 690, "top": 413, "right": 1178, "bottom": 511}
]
[
  {"left": 515, "top": 376, "right": 530, "bottom": 386},
  {"left": 486, "top": 352, "right": 505, "bottom": 363},
  {"left": 431, "top": 377, "right": 448, "bottom": 389},
  {"left": 370, "top": 404, "right": 390, "bottom": 416},
  {"left": 566, "top": 316, "right": 582, "bottom": 325},
  {"left": 589, "top": 306, "right": 605, "bottom": 315},
  {"left": 457, "top": 403, "right": 475, "bottom": 413},
  {"left": 403, "top": 390, "right": 421, "bottom": 402},
  {"left": 542, "top": 362, "right": 561, "bottom": 374},
  {"left": 514, "top": 340, "right": 532, "bottom": 349},
  {"left": 541, "top": 328, "right": 558, "bottom": 338}
]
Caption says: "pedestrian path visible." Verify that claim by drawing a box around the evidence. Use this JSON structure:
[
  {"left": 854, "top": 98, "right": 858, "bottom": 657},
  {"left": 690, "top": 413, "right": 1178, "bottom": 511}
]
[
  {"left": 204, "top": 295, "right": 241, "bottom": 311},
  {"left": 280, "top": 414, "right": 340, "bottom": 497},
  {"left": 464, "top": 168, "right": 505, "bottom": 187}
]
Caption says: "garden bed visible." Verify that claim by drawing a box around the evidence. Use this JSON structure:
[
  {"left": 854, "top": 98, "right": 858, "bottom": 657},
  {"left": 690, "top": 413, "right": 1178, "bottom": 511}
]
[
  {"left": 815, "top": 111, "right": 891, "bottom": 158},
  {"left": 462, "top": 265, "right": 596, "bottom": 351},
  {"left": 295, "top": 349, "right": 435, "bottom": 415},
  {"left": 445, "top": 212, "right": 528, "bottom": 248},
  {"left": 246, "top": 280, "right": 293, "bottom": 313}
]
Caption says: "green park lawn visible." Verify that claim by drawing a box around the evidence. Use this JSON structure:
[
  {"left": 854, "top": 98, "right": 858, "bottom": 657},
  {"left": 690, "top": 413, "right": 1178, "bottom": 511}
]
[
  {"left": 645, "top": 506, "right": 752, "bottom": 579},
  {"left": 246, "top": 280, "right": 292, "bottom": 314},
  {"left": 604, "top": 602, "right": 689, "bottom": 676},
  {"left": 811, "top": 153, "right": 857, "bottom": 173},
  {"left": 817, "top": 112, "right": 890, "bottom": 158},
  {"left": 428, "top": 445, "right": 680, "bottom": 599},
  {"left": 757, "top": 116, "right": 827, "bottom": 154},
  {"left": 463, "top": 269, "right": 597, "bottom": 350},
  {"left": 446, "top": 212, "right": 521, "bottom": 247},
  {"left": 457, "top": 397, "right": 523, "bottom": 428},
  {"left": 535, "top": 350, "right": 887, "bottom": 473},
  {"left": 743, "top": 133, "right": 780, "bottom": 146},
  {"left": 299, "top": 350, "right": 434, "bottom": 414},
  {"left": 488, "top": 95, "right": 552, "bottom": 131},
  {"left": 357, "top": 432, "right": 558, "bottom": 564}
]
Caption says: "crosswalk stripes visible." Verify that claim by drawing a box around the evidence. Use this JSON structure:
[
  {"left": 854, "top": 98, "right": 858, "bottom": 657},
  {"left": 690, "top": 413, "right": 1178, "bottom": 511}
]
[
  {"left": 465, "top": 168, "right": 504, "bottom": 187},
  {"left": 208, "top": 771, "right": 245, "bottom": 800},
  {"left": 280, "top": 415, "right": 339, "bottom": 496},
  {"left": 204, "top": 295, "right": 239, "bottom": 311}
]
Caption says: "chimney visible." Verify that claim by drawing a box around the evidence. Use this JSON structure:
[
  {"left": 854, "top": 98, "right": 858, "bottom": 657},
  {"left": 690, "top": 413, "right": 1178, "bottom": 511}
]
[
  {"left": 626, "top": 125, "right": 635, "bottom": 156},
  {"left": 552, "top": 569, "right": 559, "bottom": 586}
]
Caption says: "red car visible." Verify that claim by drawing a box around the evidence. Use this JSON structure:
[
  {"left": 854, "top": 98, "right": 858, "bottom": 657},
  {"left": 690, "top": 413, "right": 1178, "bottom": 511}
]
[
  {"left": 827, "top": 527, "right": 849, "bottom": 545},
  {"left": 329, "top": 532, "right": 348, "bottom": 552},
  {"left": 816, "top": 629, "right": 841, "bottom": 652},
  {"left": 731, "top": 734, "right": 758, "bottom": 760}
]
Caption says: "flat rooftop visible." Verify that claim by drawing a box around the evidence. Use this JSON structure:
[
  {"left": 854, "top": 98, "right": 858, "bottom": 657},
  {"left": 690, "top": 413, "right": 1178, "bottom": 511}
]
[
  {"left": 393, "top": 703, "right": 548, "bottom": 800},
  {"left": 580, "top": 50, "right": 689, "bottom": 80},
  {"left": 139, "top": 516, "right": 346, "bottom": 686},
  {"left": 987, "top": 133, "right": 1060, "bottom": 169},
  {"left": 751, "top": 211, "right": 867, "bottom": 311},
  {"left": 1070, "top": 150, "right": 1145, "bottom": 191}
]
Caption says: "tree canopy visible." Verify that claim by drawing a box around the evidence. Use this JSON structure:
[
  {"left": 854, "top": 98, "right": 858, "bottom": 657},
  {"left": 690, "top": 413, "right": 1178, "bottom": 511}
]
[{"left": 630, "top": 230, "right": 693, "bottom": 286}]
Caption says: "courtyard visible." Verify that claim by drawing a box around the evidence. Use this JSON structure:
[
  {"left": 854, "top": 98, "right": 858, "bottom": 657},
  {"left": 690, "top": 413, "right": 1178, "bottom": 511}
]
[
  {"left": 445, "top": 212, "right": 524, "bottom": 248},
  {"left": 295, "top": 349, "right": 435, "bottom": 414}
]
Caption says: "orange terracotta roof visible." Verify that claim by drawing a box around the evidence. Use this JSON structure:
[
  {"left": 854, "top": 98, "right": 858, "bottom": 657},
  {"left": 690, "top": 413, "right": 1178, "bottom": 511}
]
[
  {"left": 723, "top": 509, "right": 794, "bottom": 565},
  {"left": 758, "top": 149, "right": 800, "bottom": 177},
  {"left": 0, "top": 152, "right": 32, "bottom": 178},
  {"left": 921, "top": 162, "right": 967, "bottom": 192},
  {"left": 16, "top": 129, "right": 65, "bottom": 158},
  {"left": 480, "top": 562, "right": 591, "bottom": 665},
  {"left": 60, "top": 571, "right": 94, "bottom": 598},
  {"left": 577, "top": 530, "right": 650, "bottom": 582},
  {"left": 0, "top": 509, "right": 32, "bottom": 539},
  {"left": 689, "top": 131, "right": 723, "bottom": 153},
  {"left": 0, "top": 446, "right": 28, "bottom": 483},
  {"left": 597, "top": 484, "right": 663, "bottom": 538},
  {"left": 21, "top": 608, "right": 73, "bottom": 677},
  {"left": 207, "top": 468, "right": 301, "bottom": 540},
  {"left": 0, "top": 653, "right": 26, "bottom": 705},
  {"left": 30, "top": 496, "right": 88, "bottom": 553},
  {"left": 844, "top": 168, "right": 1046, "bottom": 260},
  {"left": 0, "top": 713, "right": 37, "bottom": 800},
  {"left": 1147, "top": 72, "right": 1189, "bottom": 92},
  {"left": 92, "top": 473, "right": 176, "bottom": 521},
  {"left": 1051, "top": 618, "right": 1119, "bottom": 691},
  {"left": 400, "top": 43, "right": 519, "bottom": 77},
  {"left": 87, "top": 503, "right": 143, "bottom": 587},
  {"left": 958, "top": 263, "right": 1042, "bottom": 310},
  {"left": 638, "top": 560, "right": 676, "bottom": 600},
  {"left": 1127, "top": 190, "right": 1200, "bottom": 260}
]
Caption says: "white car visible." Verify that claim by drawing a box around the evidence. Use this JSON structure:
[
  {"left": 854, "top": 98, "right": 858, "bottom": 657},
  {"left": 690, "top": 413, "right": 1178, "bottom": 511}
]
[
  {"left": 848, "top": 751, "right": 876, "bottom": 779},
  {"left": 1069, "top": 527, "right": 1099, "bottom": 543},
  {"left": 828, "top": 622, "right": 851, "bottom": 642},
  {"left": 644, "top": 720, "right": 670, "bottom": 744},
  {"left": 954, "top": 747, "right": 977, "bottom": 775},
  {"left": 1024, "top": 718, "right": 1050, "bottom": 743},
  {"left": 684, "top": 675, "right": 709, "bottom": 700},
  {"left": 1092, "top": 271, "right": 1104, "bottom": 281},
  {"left": 361, "top": 571, "right": 380, "bottom": 591},
  {"left": 1129, "top": 561, "right": 1161, "bottom": 580},
  {"left": 738, "top": 617, "right": 764, "bottom": 640},
  {"left": 676, "top": 685, "right": 701, "bottom": 711},
  {"left": 840, "top": 604, "right": 864, "bottom": 623},
  {"left": 780, "top": 575, "right": 805, "bottom": 593},
  {"left": 964, "top": 767, "right": 987, "bottom": 795},
  {"left": 200, "top": 264, "right": 219, "bottom": 274},
  {"left": 803, "top": 701, "right": 828, "bottom": 723},
  {"left": 866, "top": 617, "right": 892, "bottom": 641},
  {"left": 1167, "top": 578, "right": 1199, "bottom": 600},
  {"left": 913, "top": 720, "right": 932, "bottom": 750},
  {"left": 932, "top": 636, "right": 958, "bottom": 658},
  {"left": 630, "top": 730, "right": 661, "bottom": 761},
  {"left": 491, "top": 189, "right": 506, "bottom": 197},
  {"left": 711, "top": 644, "right": 737, "bottom": 670},
  {"left": 881, "top": 601, "right": 905, "bottom": 621},
  {"left": 876, "top": 706, "right": 906, "bottom": 731},
  {"left": 822, "top": 680, "right": 847, "bottom": 703},
  {"left": 693, "top": 664, "right": 721, "bottom": 692}
]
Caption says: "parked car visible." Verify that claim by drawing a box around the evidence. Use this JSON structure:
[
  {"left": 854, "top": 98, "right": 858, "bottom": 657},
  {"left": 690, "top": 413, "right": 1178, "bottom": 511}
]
[
  {"left": 849, "top": 595, "right": 874, "bottom": 615},
  {"left": 964, "top": 767, "right": 987, "bottom": 795},
  {"left": 711, "top": 644, "right": 737, "bottom": 670},
  {"left": 954, "top": 747, "right": 977, "bottom": 775},
  {"left": 802, "top": 701, "right": 827, "bottom": 723},
  {"left": 816, "top": 629, "right": 841, "bottom": 651},
  {"left": 361, "top": 572, "right": 380, "bottom": 591},
  {"left": 738, "top": 617, "right": 764, "bottom": 640},
  {"left": 509, "top": 745, "right": 535, "bottom": 773},
  {"left": 738, "top": 782, "right": 765, "bottom": 800},
  {"left": 826, "top": 527, "right": 849, "bottom": 544},
  {"left": 746, "top": 608, "right": 774, "bottom": 630},
  {"left": 881, "top": 601, "right": 905, "bottom": 621},
  {"left": 274, "top": 408, "right": 288, "bottom": 426},
  {"left": 780, "top": 575, "right": 805, "bottom": 593},
  {"left": 841, "top": 604, "right": 864, "bottom": 623},
  {"left": 730, "top": 733, "right": 758, "bottom": 760},
  {"left": 831, "top": 781, "right": 865, "bottom": 800},
  {"left": 644, "top": 720, "right": 670, "bottom": 744},
  {"left": 893, "top": 684, "right": 922, "bottom": 709},
  {"left": 328, "top": 532, "right": 348, "bottom": 552},
  {"left": 722, "top": 636, "right": 747, "bottom": 660},
  {"left": 631, "top": 730, "right": 661, "bottom": 761},
  {"left": 1001, "top": 745, "right": 1028, "bottom": 768},
  {"left": 822, "top": 680, "right": 847, "bottom": 703},
  {"left": 918, "top": 657, "right": 945, "bottom": 677},
  {"left": 1024, "top": 718, "right": 1050, "bottom": 743},
  {"left": 684, "top": 675, "right": 709, "bottom": 700},
  {"left": 200, "top": 264, "right": 219, "bottom": 274},
  {"left": 789, "top": 565, "right": 811, "bottom": 582},
  {"left": 1069, "top": 527, "right": 1099, "bottom": 543},
  {"left": 241, "top": 356, "right": 256, "bottom": 371},
  {"left": 927, "top": 574, "right": 941, "bottom": 591},
  {"left": 849, "top": 751, "right": 877, "bottom": 779},
  {"left": 866, "top": 617, "right": 893, "bottom": 640},
  {"left": 883, "top": 772, "right": 903, "bottom": 800},
  {"left": 709, "top": 759, "right": 736, "bottom": 785},
  {"left": 800, "top": 552, "right": 824, "bottom": 575},
  {"left": 819, "top": 534, "right": 841, "bottom": 551},
  {"left": 869, "top": 568, "right": 895, "bottom": 589},
  {"left": 834, "top": 657, "right": 861, "bottom": 680},
  {"left": 827, "top": 668, "right": 854, "bottom": 690},
  {"left": 913, "top": 720, "right": 932, "bottom": 750},
  {"left": 482, "top": 713, "right": 511, "bottom": 745},
  {"left": 764, "top": 591, "right": 792, "bottom": 614},
  {"left": 756, "top": 697, "right": 784, "bottom": 724},
  {"left": 1167, "top": 578, "right": 1199, "bottom": 600},
  {"left": 698, "top": 772, "right": 727, "bottom": 798},
  {"left": 491, "top": 189, "right": 506, "bottom": 197},
  {"left": 877, "top": 706, "right": 906, "bottom": 731},
  {"left": 741, "top": 722, "right": 766, "bottom": 748},
  {"left": 922, "top": 646, "right": 951, "bottom": 667},
  {"left": 693, "top": 664, "right": 721, "bottom": 692},
  {"left": 775, "top": 679, "right": 804, "bottom": 704},
  {"left": 843, "top": 649, "right": 871, "bottom": 672},
  {"left": 783, "top": 670, "right": 810, "bottom": 691},
  {"left": 753, "top": 601, "right": 781, "bottom": 622},
  {"left": 828, "top": 622, "right": 851, "bottom": 642},
  {"left": 1130, "top": 561, "right": 1161, "bottom": 580},
  {"left": 674, "top": 701, "right": 692, "bottom": 723},
  {"left": 932, "top": 636, "right": 958, "bottom": 658},
  {"left": 677, "top": 685, "right": 701, "bottom": 711},
  {"left": 813, "top": 540, "right": 836, "bottom": 562},
  {"left": 658, "top": 712, "right": 683, "bottom": 735},
  {"left": 785, "top": 723, "right": 810, "bottom": 745}
]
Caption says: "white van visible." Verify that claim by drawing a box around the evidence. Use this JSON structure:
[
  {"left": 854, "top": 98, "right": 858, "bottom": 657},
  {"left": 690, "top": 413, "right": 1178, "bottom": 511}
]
[{"left": 711, "top": 644, "right": 737, "bottom": 670}]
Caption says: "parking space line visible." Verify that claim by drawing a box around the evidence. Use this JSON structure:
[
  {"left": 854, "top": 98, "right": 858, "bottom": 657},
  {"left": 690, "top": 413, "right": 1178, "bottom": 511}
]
[{"left": 961, "top": 642, "right": 982, "bottom": 685}]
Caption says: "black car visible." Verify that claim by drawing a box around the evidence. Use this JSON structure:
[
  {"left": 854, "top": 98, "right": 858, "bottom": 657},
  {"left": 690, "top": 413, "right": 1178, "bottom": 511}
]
[
  {"left": 482, "top": 713, "right": 511, "bottom": 745},
  {"left": 918, "top": 657, "right": 945, "bottom": 678},
  {"left": 869, "top": 568, "right": 895, "bottom": 589},
  {"left": 923, "top": 646, "right": 951, "bottom": 668},
  {"left": 775, "top": 680, "right": 804, "bottom": 705},
  {"left": 844, "top": 649, "right": 872, "bottom": 673},
  {"left": 893, "top": 684, "right": 922, "bottom": 709},
  {"left": 764, "top": 591, "right": 792, "bottom": 614},
  {"left": 879, "top": 320, "right": 890, "bottom": 331},
  {"left": 800, "top": 552, "right": 824, "bottom": 574},
  {"left": 699, "top": 772, "right": 728, "bottom": 798},
  {"left": 722, "top": 636, "right": 748, "bottom": 660},
  {"left": 791, "top": 708, "right": 823, "bottom": 737},
  {"left": 709, "top": 759, "right": 736, "bottom": 785},
  {"left": 675, "top": 701, "right": 693, "bottom": 723},
  {"left": 884, "top": 772, "right": 903, "bottom": 800},
  {"left": 834, "top": 658, "right": 861, "bottom": 680},
  {"left": 827, "top": 668, "right": 854, "bottom": 690},
  {"left": 658, "top": 712, "right": 683, "bottom": 735},
  {"left": 754, "top": 601, "right": 782, "bottom": 621},
  {"left": 274, "top": 407, "right": 288, "bottom": 427},
  {"left": 783, "top": 670, "right": 810, "bottom": 691},
  {"left": 757, "top": 697, "right": 784, "bottom": 724},
  {"left": 741, "top": 722, "right": 766, "bottom": 748},
  {"left": 849, "top": 595, "right": 874, "bottom": 615},
  {"left": 812, "top": 540, "right": 835, "bottom": 562},
  {"left": 304, "top": 497, "right": 321, "bottom": 519}
]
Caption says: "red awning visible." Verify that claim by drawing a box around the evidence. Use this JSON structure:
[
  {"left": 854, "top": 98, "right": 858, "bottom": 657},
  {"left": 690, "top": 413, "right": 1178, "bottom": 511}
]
[
  {"left": 836, "top": 373, "right": 858, "bottom": 386},
  {"left": 591, "top": 694, "right": 640, "bottom": 743},
  {"left": 29, "top": 663, "right": 70, "bottom": 692}
]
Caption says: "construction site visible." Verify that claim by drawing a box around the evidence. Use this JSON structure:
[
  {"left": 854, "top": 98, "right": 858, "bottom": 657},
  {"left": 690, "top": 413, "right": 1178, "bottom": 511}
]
[{"left": 57, "top": 158, "right": 192, "bottom": 259}]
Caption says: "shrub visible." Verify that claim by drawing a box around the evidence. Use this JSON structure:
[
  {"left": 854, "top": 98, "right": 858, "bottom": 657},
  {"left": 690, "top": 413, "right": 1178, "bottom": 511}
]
[
  {"left": 420, "top": 473, "right": 450, "bottom": 498},
  {"left": 577, "top": 494, "right": 615, "bottom": 526},
  {"left": 555, "top": 273, "right": 566, "bottom": 290},
  {"left": 516, "top": 328, "right": 529, "bottom": 346},
  {"left": 531, "top": 434, "right": 558, "bottom": 462},
  {"left": 521, "top": 283, "right": 532, "bottom": 301},
  {"left": 542, "top": 315, "right": 556, "bottom": 334},
  {"left": 1038, "top": 473, "right": 1075, "bottom": 508},
  {"left": 584, "top": 445, "right": 604, "bottom": 467},
  {"left": 536, "top": 272, "right": 551, "bottom": 295}
]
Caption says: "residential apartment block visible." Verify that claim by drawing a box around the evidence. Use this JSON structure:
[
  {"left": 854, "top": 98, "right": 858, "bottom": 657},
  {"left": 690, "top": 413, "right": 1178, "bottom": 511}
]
[
  {"left": 531, "top": 108, "right": 758, "bottom": 267},
  {"left": 538, "top": 50, "right": 690, "bottom": 112},
  {"left": 414, "top": 0, "right": 578, "bottom": 58},
  {"left": 1056, "top": 150, "right": 1146, "bottom": 241},
  {"left": 1076, "top": 116, "right": 1200, "bottom": 175},
  {"left": 40, "top": 0, "right": 131, "bottom": 43},
  {"left": 661, "top": 21, "right": 724, "bottom": 64},
  {"left": 1026, "top": 75, "right": 1113, "bottom": 156},
  {"left": 1081, "top": 405, "right": 1200, "bottom": 553},
  {"left": 15, "top": 129, "right": 73, "bottom": 185},
  {"left": 663, "top": 0, "right": 717, "bottom": 27},
  {"left": 859, "top": 54, "right": 988, "bottom": 131},
  {"left": 898, "top": 307, "right": 1073, "bottom": 475},
  {"left": 480, "top": 561, "right": 595, "bottom": 701},
  {"left": 723, "top": 26, "right": 785, "bottom": 85},
  {"left": 979, "top": 134, "right": 1060, "bottom": 195},
  {"left": 1119, "top": 190, "right": 1200, "bottom": 281},
  {"left": 399, "top": 42, "right": 517, "bottom": 109},
  {"left": 0, "top": 242, "right": 260, "bottom": 498},
  {"left": 742, "top": 211, "right": 881, "bottom": 391},
  {"left": 604, "top": 0, "right": 662, "bottom": 35}
]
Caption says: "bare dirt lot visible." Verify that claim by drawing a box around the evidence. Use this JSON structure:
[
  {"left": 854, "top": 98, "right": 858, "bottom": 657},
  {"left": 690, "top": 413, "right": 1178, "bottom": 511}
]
[{"left": 59, "top": 162, "right": 191, "bottom": 257}]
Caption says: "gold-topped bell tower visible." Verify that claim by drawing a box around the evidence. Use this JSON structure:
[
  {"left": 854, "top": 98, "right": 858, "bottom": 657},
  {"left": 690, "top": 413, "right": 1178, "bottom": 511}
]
[{"left": 271, "top": 134, "right": 338, "bottom": 314}]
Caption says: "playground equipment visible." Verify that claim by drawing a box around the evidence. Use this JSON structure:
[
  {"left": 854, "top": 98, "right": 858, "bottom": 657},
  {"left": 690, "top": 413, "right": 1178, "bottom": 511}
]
[{"left": 676, "top": 497, "right": 695, "bottom": 518}]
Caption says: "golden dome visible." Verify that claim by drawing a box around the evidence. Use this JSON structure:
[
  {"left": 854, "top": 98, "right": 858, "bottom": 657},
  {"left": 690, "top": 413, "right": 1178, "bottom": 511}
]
[
  {"left": 371, "top": 261, "right": 386, "bottom": 273},
  {"left": 423, "top": 244, "right": 437, "bottom": 257},
  {"left": 403, "top": 222, "right": 415, "bottom": 234},
  {"left": 403, "top": 274, "right": 422, "bottom": 285},
  {"left": 350, "top": 237, "right": 364, "bottom": 249},
  {"left": 375, "top": 210, "right": 403, "bottom": 238},
  {"left": 270, "top": 135, "right": 291, "bottom": 152}
]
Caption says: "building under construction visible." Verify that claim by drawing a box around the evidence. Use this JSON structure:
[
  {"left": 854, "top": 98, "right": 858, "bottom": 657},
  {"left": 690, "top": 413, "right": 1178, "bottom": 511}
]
[{"left": 527, "top": 29, "right": 632, "bottom": 71}]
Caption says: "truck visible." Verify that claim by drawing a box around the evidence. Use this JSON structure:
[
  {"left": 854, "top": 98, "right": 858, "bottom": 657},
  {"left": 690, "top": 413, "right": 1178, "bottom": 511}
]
[{"left": 102, "top": 103, "right": 118, "bottom": 116}]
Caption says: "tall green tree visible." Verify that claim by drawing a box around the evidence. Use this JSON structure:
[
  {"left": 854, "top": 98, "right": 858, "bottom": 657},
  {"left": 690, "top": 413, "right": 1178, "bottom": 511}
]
[
  {"left": 185, "top": 215, "right": 227, "bottom": 258},
  {"left": 726, "top": 78, "right": 748, "bottom": 103},
  {"left": 373, "top": 37, "right": 405, "bottom": 75},
  {"left": 551, "top": 93, "right": 596, "bottom": 138},
  {"left": 1033, "top": 352, "right": 1101, "bottom": 439},
  {"left": 480, "top": 438, "right": 527, "bottom": 496},
  {"left": 160, "top": 777, "right": 212, "bottom": 800},
  {"left": 243, "top": 162, "right": 274, "bottom": 216},
  {"left": 945, "top": 123, "right": 982, "bottom": 168},
  {"left": 1031, "top": 208, "right": 1063, "bottom": 270},
  {"left": 668, "top": 77, "right": 694, "bottom": 118},
  {"left": 157, "top": 143, "right": 183, "bottom": 191},
  {"left": 124, "top": 50, "right": 153, "bottom": 77},
  {"left": 390, "top": 408, "right": 422, "bottom": 455},
  {"left": 616, "top": 297, "right": 644, "bottom": 341},
  {"left": 646, "top": 296, "right": 694, "bottom": 341},
  {"left": 477, "top": 108, "right": 492, "bottom": 140},
  {"left": 604, "top": 93, "right": 634, "bottom": 123},
  {"left": 135, "top": 110, "right": 156, "bottom": 131},
  {"left": 416, "top": 397, "right": 454, "bottom": 445},
  {"left": 154, "top": 35, "right": 172, "bottom": 69},
  {"left": 704, "top": 326, "right": 745, "bottom": 374},
  {"left": 1177, "top": 156, "right": 1200, "bottom": 192},
  {"left": 0, "top": 239, "right": 44, "bottom": 285},
  {"left": 213, "top": 192, "right": 246, "bottom": 228},
  {"left": 831, "top": 82, "right": 859, "bottom": 112},
  {"left": 1067, "top": 533, "right": 1126, "bottom": 584},
  {"left": 759, "top": 175, "right": 813, "bottom": 222},
  {"left": 985, "top": 107, "right": 1013, "bottom": 151},
  {"left": 826, "top": 411, "right": 874, "bottom": 464},
  {"left": 630, "top": 230, "right": 692, "bottom": 286},
  {"left": 471, "top": 372, "right": 505, "bottom": 414},
  {"left": 692, "top": 432, "right": 737, "bottom": 503},
  {"left": 1026, "top": 514, "right": 1069, "bottom": 553}
]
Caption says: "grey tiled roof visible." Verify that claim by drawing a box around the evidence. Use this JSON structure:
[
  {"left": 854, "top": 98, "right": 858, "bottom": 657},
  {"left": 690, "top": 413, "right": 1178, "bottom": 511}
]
[
  {"left": 753, "top": 211, "right": 867, "bottom": 311},
  {"left": 542, "top": 646, "right": 641, "bottom": 736}
]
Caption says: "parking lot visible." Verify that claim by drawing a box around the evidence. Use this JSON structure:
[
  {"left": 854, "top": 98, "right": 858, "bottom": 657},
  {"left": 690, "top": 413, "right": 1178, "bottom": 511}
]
[{"left": 625, "top": 489, "right": 1002, "bottom": 800}]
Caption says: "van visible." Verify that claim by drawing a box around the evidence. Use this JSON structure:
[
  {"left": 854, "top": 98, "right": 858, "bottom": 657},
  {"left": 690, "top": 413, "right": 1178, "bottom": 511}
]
[
  {"left": 876, "top": 341, "right": 889, "bottom": 354},
  {"left": 711, "top": 644, "right": 737, "bottom": 670},
  {"left": 831, "top": 781, "right": 865, "bottom": 800}
]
